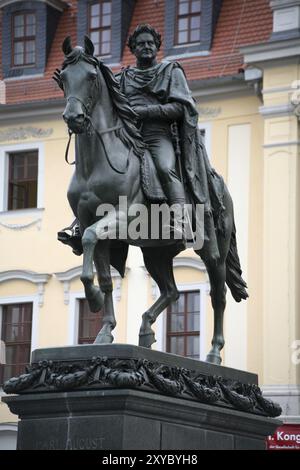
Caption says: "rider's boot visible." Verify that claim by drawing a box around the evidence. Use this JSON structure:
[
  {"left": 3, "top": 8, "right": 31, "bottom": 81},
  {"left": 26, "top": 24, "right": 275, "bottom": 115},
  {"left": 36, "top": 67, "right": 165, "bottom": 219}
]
[
  {"left": 57, "top": 219, "right": 83, "bottom": 255},
  {"left": 161, "top": 181, "right": 186, "bottom": 248},
  {"left": 171, "top": 202, "right": 186, "bottom": 246}
]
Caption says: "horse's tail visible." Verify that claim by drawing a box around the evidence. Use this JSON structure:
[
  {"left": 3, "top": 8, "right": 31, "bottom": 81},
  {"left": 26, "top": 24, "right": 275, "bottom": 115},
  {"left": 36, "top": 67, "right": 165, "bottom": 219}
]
[{"left": 226, "top": 221, "right": 248, "bottom": 302}]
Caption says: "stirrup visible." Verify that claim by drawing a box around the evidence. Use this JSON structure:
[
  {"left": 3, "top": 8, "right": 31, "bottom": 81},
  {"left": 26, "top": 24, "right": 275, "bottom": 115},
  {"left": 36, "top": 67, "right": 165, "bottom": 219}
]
[{"left": 57, "top": 221, "right": 83, "bottom": 256}]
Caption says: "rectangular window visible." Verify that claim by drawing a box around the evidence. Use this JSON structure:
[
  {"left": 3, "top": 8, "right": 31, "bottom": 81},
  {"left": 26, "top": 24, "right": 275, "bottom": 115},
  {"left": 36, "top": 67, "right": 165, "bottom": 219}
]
[
  {"left": 166, "top": 290, "right": 200, "bottom": 359},
  {"left": 0, "top": 303, "right": 32, "bottom": 385},
  {"left": 12, "top": 12, "right": 36, "bottom": 67},
  {"left": 88, "top": 1, "right": 112, "bottom": 57},
  {"left": 8, "top": 150, "right": 38, "bottom": 210},
  {"left": 176, "top": 0, "right": 201, "bottom": 45},
  {"left": 78, "top": 299, "right": 103, "bottom": 344}
]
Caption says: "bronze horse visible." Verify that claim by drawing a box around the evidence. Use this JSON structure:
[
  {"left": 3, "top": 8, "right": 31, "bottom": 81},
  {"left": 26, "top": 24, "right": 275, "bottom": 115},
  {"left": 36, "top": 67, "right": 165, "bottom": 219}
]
[{"left": 55, "top": 37, "right": 248, "bottom": 365}]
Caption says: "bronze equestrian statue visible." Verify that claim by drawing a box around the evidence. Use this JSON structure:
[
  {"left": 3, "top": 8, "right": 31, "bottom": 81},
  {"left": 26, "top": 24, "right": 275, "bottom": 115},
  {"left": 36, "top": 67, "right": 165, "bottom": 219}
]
[{"left": 54, "top": 25, "right": 248, "bottom": 365}]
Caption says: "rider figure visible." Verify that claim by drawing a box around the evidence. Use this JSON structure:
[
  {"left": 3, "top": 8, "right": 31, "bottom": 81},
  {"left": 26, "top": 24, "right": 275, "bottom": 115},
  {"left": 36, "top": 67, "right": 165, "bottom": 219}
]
[
  {"left": 119, "top": 24, "right": 220, "bottom": 259},
  {"left": 120, "top": 25, "right": 186, "bottom": 225}
]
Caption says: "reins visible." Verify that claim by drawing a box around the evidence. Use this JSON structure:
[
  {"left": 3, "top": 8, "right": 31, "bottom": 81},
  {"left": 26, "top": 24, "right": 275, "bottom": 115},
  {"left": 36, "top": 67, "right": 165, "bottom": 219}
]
[
  {"left": 64, "top": 96, "right": 130, "bottom": 174},
  {"left": 88, "top": 117, "right": 130, "bottom": 174}
]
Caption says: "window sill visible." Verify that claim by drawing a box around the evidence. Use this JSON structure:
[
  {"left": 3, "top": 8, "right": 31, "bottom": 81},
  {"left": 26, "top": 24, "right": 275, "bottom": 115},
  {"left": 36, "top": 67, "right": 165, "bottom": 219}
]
[
  {"left": 3, "top": 67, "right": 45, "bottom": 80},
  {"left": 4, "top": 73, "right": 44, "bottom": 82},
  {"left": 173, "top": 42, "right": 201, "bottom": 49},
  {"left": 0, "top": 207, "right": 44, "bottom": 219},
  {"left": 164, "top": 50, "right": 210, "bottom": 61}
]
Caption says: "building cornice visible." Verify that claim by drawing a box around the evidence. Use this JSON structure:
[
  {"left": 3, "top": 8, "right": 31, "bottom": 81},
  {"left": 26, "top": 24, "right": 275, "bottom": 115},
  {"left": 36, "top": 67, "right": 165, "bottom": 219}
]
[
  {"left": 0, "top": 99, "right": 65, "bottom": 122},
  {"left": 55, "top": 265, "right": 128, "bottom": 304},
  {"left": 270, "top": 0, "right": 300, "bottom": 10},
  {"left": 55, "top": 265, "right": 123, "bottom": 282},
  {"left": 0, "top": 0, "right": 68, "bottom": 12},
  {"left": 240, "top": 38, "right": 300, "bottom": 64},
  {"left": 0, "top": 74, "right": 258, "bottom": 118},
  {"left": 259, "top": 103, "right": 295, "bottom": 118},
  {"left": 0, "top": 269, "right": 50, "bottom": 284},
  {"left": 189, "top": 74, "right": 257, "bottom": 99},
  {"left": 0, "top": 270, "right": 51, "bottom": 306},
  {"left": 173, "top": 256, "right": 206, "bottom": 271}
]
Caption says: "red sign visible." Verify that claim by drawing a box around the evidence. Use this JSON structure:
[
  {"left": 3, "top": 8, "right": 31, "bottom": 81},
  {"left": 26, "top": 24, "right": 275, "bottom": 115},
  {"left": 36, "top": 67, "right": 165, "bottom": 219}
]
[{"left": 267, "top": 425, "right": 300, "bottom": 450}]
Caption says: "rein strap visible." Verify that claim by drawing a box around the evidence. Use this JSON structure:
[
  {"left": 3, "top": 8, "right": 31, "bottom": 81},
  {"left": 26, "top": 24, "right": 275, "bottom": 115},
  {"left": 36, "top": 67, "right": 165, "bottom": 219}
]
[
  {"left": 65, "top": 129, "right": 75, "bottom": 165},
  {"left": 64, "top": 124, "right": 124, "bottom": 167}
]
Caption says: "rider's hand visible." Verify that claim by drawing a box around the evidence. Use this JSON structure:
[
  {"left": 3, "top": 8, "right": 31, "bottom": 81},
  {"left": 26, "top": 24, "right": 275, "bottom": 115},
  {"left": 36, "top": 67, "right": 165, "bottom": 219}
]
[{"left": 132, "top": 106, "right": 149, "bottom": 119}]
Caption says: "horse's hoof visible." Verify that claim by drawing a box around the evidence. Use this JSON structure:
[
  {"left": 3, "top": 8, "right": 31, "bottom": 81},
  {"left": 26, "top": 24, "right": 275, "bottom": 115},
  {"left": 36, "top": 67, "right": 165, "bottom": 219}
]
[
  {"left": 94, "top": 333, "right": 114, "bottom": 344},
  {"left": 139, "top": 332, "right": 156, "bottom": 348},
  {"left": 206, "top": 352, "right": 222, "bottom": 365}
]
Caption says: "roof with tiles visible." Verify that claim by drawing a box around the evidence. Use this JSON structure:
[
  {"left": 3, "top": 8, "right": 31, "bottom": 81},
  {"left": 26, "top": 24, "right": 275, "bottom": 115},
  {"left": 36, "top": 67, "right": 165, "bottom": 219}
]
[{"left": 0, "top": 0, "right": 273, "bottom": 105}]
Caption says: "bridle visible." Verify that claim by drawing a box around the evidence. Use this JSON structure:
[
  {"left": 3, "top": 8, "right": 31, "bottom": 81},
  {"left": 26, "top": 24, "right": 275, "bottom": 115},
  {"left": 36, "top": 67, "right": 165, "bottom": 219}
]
[{"left": 64, "top": 91, "right": 129, "bottom": 174}]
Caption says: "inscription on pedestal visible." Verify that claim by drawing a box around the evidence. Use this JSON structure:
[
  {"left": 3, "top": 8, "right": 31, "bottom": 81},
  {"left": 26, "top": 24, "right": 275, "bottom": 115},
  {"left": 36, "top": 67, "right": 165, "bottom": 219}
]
[{"left": 35, "top": 436, "right": 105, "bottom": 450}]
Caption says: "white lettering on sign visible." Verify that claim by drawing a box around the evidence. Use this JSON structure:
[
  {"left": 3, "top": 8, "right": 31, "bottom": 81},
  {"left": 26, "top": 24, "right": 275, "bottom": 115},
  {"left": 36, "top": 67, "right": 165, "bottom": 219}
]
[{"left": 277, "top": 431, "right": 300, "bottom": 444}]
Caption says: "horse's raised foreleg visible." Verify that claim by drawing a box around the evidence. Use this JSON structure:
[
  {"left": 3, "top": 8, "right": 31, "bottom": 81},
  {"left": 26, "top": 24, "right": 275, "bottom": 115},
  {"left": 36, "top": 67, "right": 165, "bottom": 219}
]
[
  {"left": 93, "top": 240, "right": 116, "bottom": 344},
  {"left": 81, "top": 211, "right": 121, "bottom": 314},
  {"left": 139, "top": 248, "right": 179, "bottom": 348}
]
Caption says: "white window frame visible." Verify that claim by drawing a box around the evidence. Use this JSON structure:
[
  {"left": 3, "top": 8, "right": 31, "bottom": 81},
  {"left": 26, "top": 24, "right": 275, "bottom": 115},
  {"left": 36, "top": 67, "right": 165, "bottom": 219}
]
[
  {"left": 68, "top": 291, "right": 86, "bottom": 345},
  {"left": 0, "top": 141, "right": 45, "bottom": 216},
  {"left": 156, "top": 282, "right": 208, "bottom": 361},
  {"left": 0, "top": 295, "right": 39, "bottom": 384}
]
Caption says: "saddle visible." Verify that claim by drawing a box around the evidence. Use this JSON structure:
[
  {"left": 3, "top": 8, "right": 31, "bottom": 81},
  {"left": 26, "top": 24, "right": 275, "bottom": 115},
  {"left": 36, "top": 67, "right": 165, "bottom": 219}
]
[{"left": 139, "top": 149, "right": 167, "bottom": 203}]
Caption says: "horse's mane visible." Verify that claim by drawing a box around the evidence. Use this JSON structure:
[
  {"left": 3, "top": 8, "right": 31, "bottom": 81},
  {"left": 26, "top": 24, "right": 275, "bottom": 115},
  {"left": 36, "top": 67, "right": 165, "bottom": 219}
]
[{"left": 62, "top": 47, "right": 145, "bottom": 158}]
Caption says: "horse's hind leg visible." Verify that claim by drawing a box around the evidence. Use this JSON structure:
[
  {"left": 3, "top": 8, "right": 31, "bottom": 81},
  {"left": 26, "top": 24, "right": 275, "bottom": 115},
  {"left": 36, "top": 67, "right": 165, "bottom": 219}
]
[
  {"left": 204, "top": 261, "right": 227, "bottom": 365},
  {"left": 93, "top": 240, "right": 116, "bottom": 344},
  {"left": 139, "top": 247, "right": 179, "bottom": 348}
]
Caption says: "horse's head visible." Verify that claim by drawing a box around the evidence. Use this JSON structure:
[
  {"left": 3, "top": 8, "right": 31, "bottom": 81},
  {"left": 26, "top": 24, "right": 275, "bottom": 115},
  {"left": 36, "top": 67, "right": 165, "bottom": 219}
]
[
  {"left": 54, "top": 36, "right": 146, "bottom": 159},
  {"left": 55, "top": 36, "right": 99, "bottom": 134}
]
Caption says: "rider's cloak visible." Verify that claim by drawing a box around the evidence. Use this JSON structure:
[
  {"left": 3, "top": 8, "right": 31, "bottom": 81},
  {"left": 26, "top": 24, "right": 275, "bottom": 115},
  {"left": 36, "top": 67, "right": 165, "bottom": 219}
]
[{"left": 118, "top": 62, "right": 226, "bottom": 243}]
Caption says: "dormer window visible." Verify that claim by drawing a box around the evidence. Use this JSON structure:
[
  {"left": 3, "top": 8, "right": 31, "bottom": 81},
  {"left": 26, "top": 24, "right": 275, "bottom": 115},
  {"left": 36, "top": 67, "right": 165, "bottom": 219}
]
[
  {"left": 88, "top": 1, "right": 112, "bottom": 57},
  {"left": 77, "top": 0, "right": 136, "bottom": 65},
  {"left": 176, "top": 0, "right": 201, "bottom": 45},
  {"left": 12, "top": 12, "right": 36, "bottom": 66},
  {"left": 0, "top": 0, "right": 66, "bottom": 79},
  {"left": 164, "top": 0, "right": 222, "bottom": 59}
]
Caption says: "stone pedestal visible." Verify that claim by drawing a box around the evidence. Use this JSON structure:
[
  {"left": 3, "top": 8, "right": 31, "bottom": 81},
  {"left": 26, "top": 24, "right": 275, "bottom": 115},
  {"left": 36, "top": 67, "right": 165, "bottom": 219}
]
[{"left": 2, "top": 344, "right": 282, "bottom": 450}]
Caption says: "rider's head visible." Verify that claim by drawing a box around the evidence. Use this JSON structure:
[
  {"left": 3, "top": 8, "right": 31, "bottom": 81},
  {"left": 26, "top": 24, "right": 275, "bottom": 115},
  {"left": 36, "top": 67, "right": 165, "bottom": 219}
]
[{"left": 127, "top": 24, "right": 162, "bottom": 52}]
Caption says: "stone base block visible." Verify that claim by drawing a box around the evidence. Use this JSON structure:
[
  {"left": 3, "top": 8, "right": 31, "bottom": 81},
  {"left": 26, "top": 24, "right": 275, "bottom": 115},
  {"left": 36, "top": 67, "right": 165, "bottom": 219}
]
[{"left": 2, "top": 344, "right": 282, "bottom": 450}]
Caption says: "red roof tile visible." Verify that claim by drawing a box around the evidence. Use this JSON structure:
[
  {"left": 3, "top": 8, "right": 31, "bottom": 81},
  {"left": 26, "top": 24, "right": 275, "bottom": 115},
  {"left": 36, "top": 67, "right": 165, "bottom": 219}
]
[{"left": 1, "top": 0, "right": 273, "bottom": 104}]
